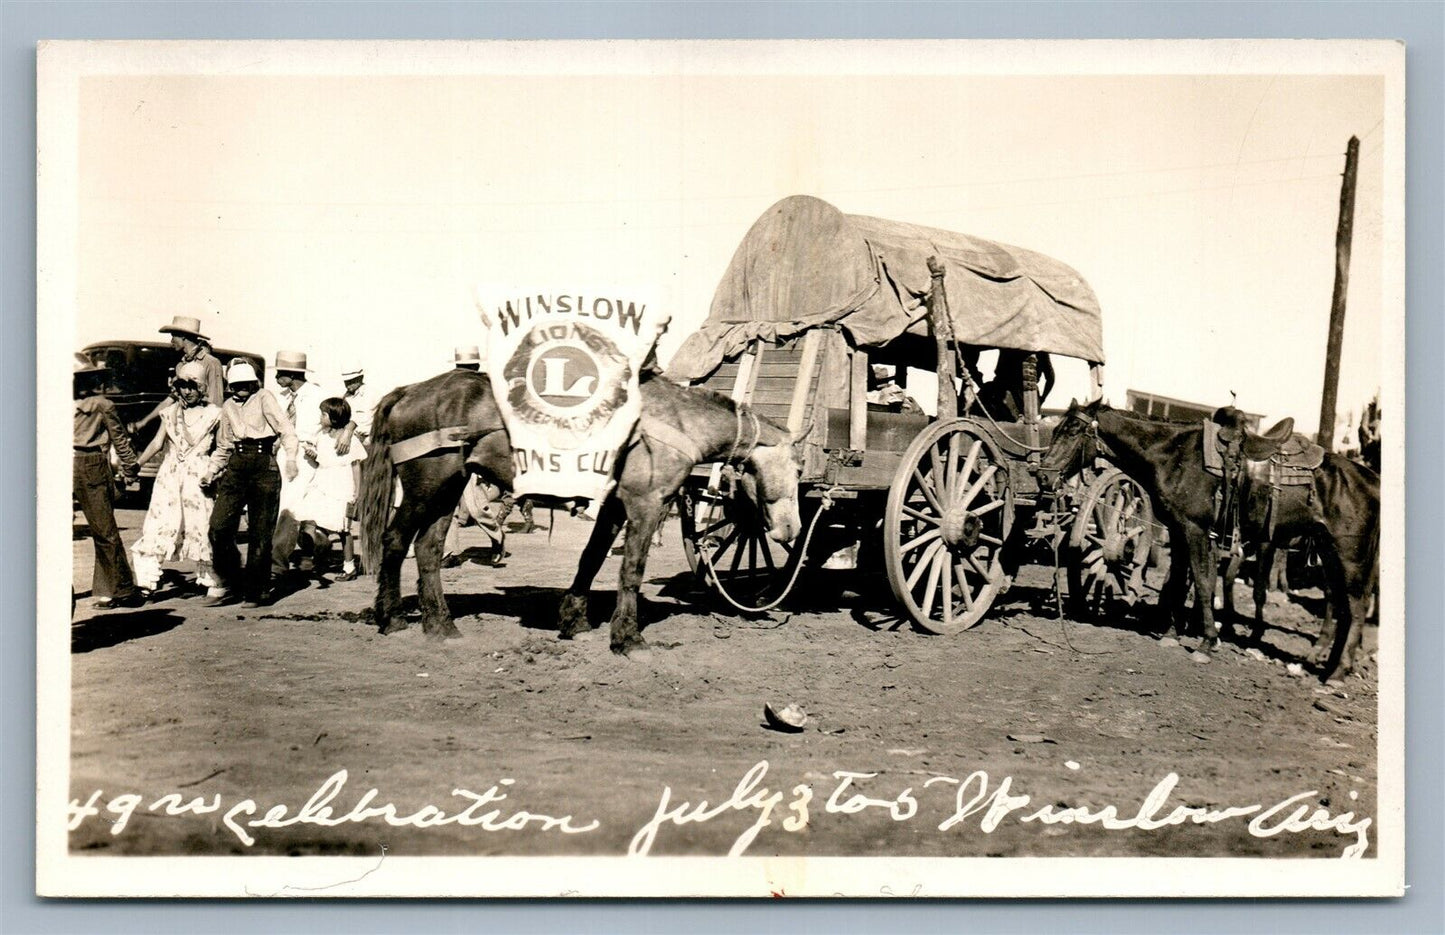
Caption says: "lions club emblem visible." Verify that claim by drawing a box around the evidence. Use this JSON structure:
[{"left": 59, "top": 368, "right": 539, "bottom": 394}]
[{"left": 503, "top": 322, "right": 631, "bottom": 449}]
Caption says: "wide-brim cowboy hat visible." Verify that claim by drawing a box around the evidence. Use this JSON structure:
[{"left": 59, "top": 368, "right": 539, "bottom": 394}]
[
  {"left": 340, "top": 362, "right": 365, "bottom": 381},
  {"left": 73, "top": 352, "right": 106, "bottom": 376},
  {"left": 454, "top": 345, "right": 482, "bottom": 366},
  {"left": 274, "top": 350, "right": 311, "bottom": 374},
  {"left": 159, "top": 315, "right": 210, "bottom": 342}
]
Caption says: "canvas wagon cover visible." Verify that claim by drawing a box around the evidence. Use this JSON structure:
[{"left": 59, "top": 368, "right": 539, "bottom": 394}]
[{"left": 668, "top": 195, "right": 1104, "bottom": 382}]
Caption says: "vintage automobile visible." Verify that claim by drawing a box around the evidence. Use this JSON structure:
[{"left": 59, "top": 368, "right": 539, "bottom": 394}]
[{"left": 80, "top": 340, "right": 265, "bottom": 490}]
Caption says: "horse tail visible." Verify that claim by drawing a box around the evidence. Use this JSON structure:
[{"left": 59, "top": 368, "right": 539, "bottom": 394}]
[{"left": 359, "top": 387, "right": 406, "bottom": 574}]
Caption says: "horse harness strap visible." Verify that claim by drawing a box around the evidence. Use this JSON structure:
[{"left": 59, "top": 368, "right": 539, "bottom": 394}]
[
  {"left": 725, "top": 406, "right": 761, "bottom": 464},
  {"left": 637, "top": 416, "right": 705, "bottom": 463},
  {"left": 389, "top": 425, "right": 472, "bottom": 464}
]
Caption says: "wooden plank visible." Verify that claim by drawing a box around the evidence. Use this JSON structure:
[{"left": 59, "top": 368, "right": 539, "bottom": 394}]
[
  {"left": 730, "top": 346, "right": 758, "bottom": 404},
  {"left": 786, "top": 330, "right": 824, "bottom": 434},
  {"left": 849, "top": 348, "right": 869, "bottom": 449}
]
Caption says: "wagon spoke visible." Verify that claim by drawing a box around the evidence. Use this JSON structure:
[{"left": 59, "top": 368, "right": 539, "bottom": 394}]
[
  {"left": 929, "top": 443, "right": 947, "bottom": 498},
  {"left": 906, "top": 540, "right": 945, "bottom": 590},
  {"left": 978, "top": 533, "right": 1003, "bottom": 546},
  {"left": 968, "top": 498, "right": 1005, "bottom": 518},
  {"left": 902, "top": 504, "right": 942, "bottom": 526},
  {"left": 758, "top": 535, "right": 778, "bottom": 570},
  {"left": 919, "top": 550, "right": 945, "bottom": 618},
  {"left": 912, "top": 466, "right": 944, "bottom": 515},
  {"left": 946, "top": 434, "right": 963, "bottom": 495},
  {"left": 941, "top": 552, "right": 954, "bottom": 629},
  {"left": 698, "top": 516, "right": 735, "bottom": 538},
  {"left": 959, "top": 464, "right": 998, "bottom": 511},
  {"left": 900, "top": 527, "right": 942, "bottom": 555},
  {"left": 967, "top": 553, "right": 992, "bottom": 579},
  {"left": 956, "top": 440, "right": 981, "bottom": 505},
  {"left": 711, "top": 527, "right": 740, "bottom": 560},
  {"left": 956, "top": 559, "right": 975, "bottom": 609}
]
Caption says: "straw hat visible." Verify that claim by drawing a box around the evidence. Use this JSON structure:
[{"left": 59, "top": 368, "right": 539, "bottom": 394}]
[
  {"left": 274, "top": 350, "right": 309, "bottom": 374},
  {"left": 227, "top": 360, "right": 260, "bottom": 384},
  {"left": 454, "top": 346, "right": 482, "bottom": 366},
  {"left": 340, "top": 362, "right": 365, "bottom": 381},
  {"left": 73, "top": 353, "right": 106, "bottom": 376},
  {"left": 159, "top": 315, "right": 209, "bottom": 341}
]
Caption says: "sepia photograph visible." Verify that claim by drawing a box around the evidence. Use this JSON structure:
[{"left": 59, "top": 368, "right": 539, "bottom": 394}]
[{"left": 37, "top": 39, "right": 1404, "bottom": 898}]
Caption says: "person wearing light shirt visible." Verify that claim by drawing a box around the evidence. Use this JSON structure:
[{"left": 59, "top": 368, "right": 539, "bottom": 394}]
[
  {"left": 201, "top": 360, "right": 298, "bottom": 607},
  {"left": 271, "top": 350, "right": 327, "bottom": 579}
]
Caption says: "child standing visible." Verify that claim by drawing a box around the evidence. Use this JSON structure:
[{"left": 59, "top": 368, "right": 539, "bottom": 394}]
[{"left": 293, "top": 397, "right": 367, "bottom": 579}]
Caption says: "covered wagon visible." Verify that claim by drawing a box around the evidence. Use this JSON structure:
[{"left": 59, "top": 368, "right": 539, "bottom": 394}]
[{"left": 668, "top": 195, "right": 1156, "bottom": 632}]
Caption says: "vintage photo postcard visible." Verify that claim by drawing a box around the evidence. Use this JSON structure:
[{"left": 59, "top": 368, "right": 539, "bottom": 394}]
[{"left": 38, "top": 39, "right": 1404, "bottom": 897}]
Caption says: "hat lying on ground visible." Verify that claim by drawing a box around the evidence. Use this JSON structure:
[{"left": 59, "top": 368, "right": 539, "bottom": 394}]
[
  {"left": 454, "top": 346, "right": 482, "bottom": 366},
  {"left": 341, "top": 362, "right": 365, "bottom": 381},
  {"left": 274, "top": 350, "right": 309, "bottom": 373},
  {"left": 159, "top": 315, "right": 209, "bottom": 341},
  {"left": 227, "top": 360, "right": 260, "bottom": 384}
]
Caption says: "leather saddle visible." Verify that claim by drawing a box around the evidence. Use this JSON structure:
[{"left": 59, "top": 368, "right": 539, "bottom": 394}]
[
  {"left": 1262, "top": 432, "right": 1325, "bottom": 486},
  {"left": 1203, "top": 408, "right": 1296, "bottom": 477}
]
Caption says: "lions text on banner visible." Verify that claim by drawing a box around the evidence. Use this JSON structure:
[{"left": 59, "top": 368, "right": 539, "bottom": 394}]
[{"left": 479, "top": 290, "right": 670, "bottom": 501}]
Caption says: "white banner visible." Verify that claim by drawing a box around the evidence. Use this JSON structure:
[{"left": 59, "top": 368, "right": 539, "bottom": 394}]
[{"left": 479, "top": 289, "right": 670, "bottom": 502}]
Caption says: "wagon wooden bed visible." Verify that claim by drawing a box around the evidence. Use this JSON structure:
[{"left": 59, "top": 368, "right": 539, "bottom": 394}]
[{"left": 667, "top": 195, "right": 1158, "bottom": 633}]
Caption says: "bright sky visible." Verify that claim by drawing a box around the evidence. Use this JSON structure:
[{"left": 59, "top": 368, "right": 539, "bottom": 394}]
[{"left": 75, "top": 63, "right": 1387, "bottom": 436}]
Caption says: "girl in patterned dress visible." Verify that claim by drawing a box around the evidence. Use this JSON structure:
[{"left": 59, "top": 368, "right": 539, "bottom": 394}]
[{"left": 130, "top": 361, "right": 223, "bottom": 594}]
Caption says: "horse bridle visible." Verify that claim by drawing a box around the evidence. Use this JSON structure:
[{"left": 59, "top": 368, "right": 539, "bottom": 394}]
[{"left": 725, "top": 404, "right": 763, "bottom": 465}]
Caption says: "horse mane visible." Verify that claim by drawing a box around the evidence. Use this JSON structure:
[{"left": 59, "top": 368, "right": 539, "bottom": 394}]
[
  {"left": 648, "top": 372, "right": 792, "bottom": 440},
  {"left": 1094, "top": 401, "right": 1202, "bottom": 428}
]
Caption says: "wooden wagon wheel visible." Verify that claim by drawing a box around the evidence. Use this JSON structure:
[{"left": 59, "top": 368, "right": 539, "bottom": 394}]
[
  {"left": 884, "top": 421, "right": 1014, "bottom": 635},
  {"left": 1066, "top": 467, "right": 1155, "bottom": 618},
  {"left": 679, "top": 473, "right": 807, "bottom": 610}
]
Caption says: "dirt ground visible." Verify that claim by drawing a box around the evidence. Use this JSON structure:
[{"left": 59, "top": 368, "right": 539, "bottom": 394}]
[{"left": 66, "top": 506, "right": 1379, "bottom": 861}]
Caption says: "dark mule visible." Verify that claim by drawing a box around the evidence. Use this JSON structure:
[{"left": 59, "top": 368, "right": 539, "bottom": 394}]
[
  {"left": 1221, "top": 452, "right": 1380, "bottom": 679},
  {"left": 1042, "top": 399, "right": 1230, "bottom": 651},
  {"left": 358, "top": 370, "right": 802, "bottom": 654}
]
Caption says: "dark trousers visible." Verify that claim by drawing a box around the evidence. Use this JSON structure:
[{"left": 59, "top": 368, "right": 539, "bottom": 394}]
[
  {"left": 208, "top": 448, "right": 282, "bottom": 601},
  {"left": 73, "top": 450, "right": 137, "bottom": 599}
]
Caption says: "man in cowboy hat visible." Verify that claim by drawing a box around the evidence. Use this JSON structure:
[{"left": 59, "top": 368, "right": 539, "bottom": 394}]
[
  {"left": 136, "top": 315, "right": 226, "bottom": 432},
  {"left": 201, "top": 359, "right": 298, "bottom": 607},
  {"left": 270, "top": 350, "right": 328, "bottom": 580},
  {"left": 73, "top": 354, "right": 143, "bottom": 608}
]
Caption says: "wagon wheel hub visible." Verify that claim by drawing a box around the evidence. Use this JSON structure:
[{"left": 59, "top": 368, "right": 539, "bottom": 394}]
[
  {"left": 941, "top": 507, "right": 982, "bottom": 549},
  {"left": 1101, "top": 526, "right": 1131, "bottom": 563}
]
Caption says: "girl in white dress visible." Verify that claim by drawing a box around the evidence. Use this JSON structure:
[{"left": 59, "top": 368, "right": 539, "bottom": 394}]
[
  {"left": 130, "top": 361, "right": 223, "bottom": 594},
  {"left": 294, "top": 397, "right": 366, "bottom": 577}
]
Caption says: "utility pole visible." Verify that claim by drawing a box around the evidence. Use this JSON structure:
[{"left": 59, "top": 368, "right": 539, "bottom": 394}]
[{"left": 1317, "top": 135, "right": 1359, "bottom": 450}]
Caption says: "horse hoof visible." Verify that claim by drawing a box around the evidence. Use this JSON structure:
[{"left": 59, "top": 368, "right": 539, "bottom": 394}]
[
  {"left": 423, "top": 620, "right": 463, "bottom": 640},
  {"left": 378, "top": 618, "right": 410, "bottom": 635},
  {"left": 611, "top": 636, "right": 649, "bottom": 657}
]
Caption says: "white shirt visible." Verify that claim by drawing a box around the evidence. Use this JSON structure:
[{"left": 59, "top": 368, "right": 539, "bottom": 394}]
[
  {"left": 278, "top": 379, "right": 327, "bottom": 445},
  {"left": 344, "top": 380, "right": 378, "bottom": 440}
]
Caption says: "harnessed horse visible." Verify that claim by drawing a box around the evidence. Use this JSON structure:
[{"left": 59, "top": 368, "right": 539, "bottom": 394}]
[{"left": 358, "top": 370, "right": 802, "bottom": 655}]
